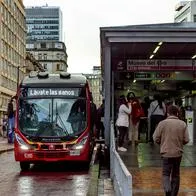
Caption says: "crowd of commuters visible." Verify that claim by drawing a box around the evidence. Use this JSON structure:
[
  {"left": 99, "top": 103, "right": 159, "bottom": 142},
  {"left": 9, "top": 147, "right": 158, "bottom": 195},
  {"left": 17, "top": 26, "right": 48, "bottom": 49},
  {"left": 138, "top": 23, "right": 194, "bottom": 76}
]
[
  {"left": 114, "top": 92, "right": 190, "bottom": 195},
  {"left": 115, "top": 92, "right": 144, "bottom": 151},
  {"left": 115, "top": 92, "right": 188, "bottom": 152}
]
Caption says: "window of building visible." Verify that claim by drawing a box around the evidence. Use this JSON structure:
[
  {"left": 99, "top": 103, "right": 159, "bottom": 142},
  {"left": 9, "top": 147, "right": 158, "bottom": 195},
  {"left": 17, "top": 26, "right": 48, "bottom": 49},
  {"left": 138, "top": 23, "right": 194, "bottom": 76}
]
[
  {"left": 43, "top": 54, "right": 47, "bottom": 60},
  {"left": 38, "top": 54, "right": 42, "bottom": 60},
  {"left": 56, "top": 63, "right": 60, "bottom": 71},
  {"left": 40, "top": 42, "right": 46, "bottom": 48},
  {"left": 194, "top": 15, "right": 196, "bottom": 22},
  {"left": 56, "top": 53, "right": 60, "bottom": 59},
  {"left": 43, "top": 64, "right": 47, "bottom": 70}
]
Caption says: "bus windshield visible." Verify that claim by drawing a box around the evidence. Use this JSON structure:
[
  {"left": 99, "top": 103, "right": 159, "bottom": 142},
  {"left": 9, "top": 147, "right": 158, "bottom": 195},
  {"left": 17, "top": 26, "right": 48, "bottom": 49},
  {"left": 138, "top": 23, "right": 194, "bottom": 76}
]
[{"left": 18, "top": 98, "right": 87, "bottom": 138}]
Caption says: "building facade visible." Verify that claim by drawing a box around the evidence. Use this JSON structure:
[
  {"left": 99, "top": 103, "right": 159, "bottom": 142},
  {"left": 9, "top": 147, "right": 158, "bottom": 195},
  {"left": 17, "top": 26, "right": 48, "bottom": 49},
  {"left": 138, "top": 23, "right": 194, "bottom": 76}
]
[
  {"left": 85, "top": 66, "right": 102, "bottom": 107},
  {"left": 26, "top": 41, "right": 68, "bottom": 73},
  {"left": 175, "top": 1, "right": 196, "bottom": 22},
  {"left": 0, "top": 0, "right": 26, "bottom": 118},
  {"left": 25, "top": 52, "right": 44, "bottom": 73},
  {"left": 25, "top": 5, "right": 63, "bottom": 42}
]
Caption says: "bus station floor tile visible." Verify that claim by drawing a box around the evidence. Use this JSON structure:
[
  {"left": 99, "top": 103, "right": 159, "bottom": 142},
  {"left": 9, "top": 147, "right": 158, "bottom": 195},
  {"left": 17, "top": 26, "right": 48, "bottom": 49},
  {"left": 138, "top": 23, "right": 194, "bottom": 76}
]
[{"left": 119, "top": 142, "right": 196, "bottom": 195}]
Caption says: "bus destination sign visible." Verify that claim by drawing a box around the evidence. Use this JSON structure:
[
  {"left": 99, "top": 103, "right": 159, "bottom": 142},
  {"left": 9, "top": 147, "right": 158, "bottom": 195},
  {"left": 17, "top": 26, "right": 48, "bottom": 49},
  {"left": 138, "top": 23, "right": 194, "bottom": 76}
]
[{"left": 28, "top": 88, "right": 80, "bottom": 97}]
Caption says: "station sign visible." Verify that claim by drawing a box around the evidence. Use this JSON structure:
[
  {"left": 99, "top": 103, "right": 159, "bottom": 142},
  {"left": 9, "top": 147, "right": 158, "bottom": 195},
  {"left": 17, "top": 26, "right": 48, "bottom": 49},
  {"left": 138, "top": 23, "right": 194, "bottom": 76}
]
[
  {"left": 134, "top": 72, "right": 193, "bottom": 80},
  {"left": 134, "top": 72, "right": 175, "bottom": 80},
  {"left": 127, "top": 59, "right": 194, "bottom": 71}
]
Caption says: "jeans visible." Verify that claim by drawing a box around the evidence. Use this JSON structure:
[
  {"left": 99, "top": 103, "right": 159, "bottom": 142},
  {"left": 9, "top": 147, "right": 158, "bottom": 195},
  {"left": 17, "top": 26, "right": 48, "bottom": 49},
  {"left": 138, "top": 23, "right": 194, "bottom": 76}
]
[
  {"left": 162, "top": 156, "right": 182, "bottom": 196},
  {"left": 117, "top": 126, "right": 128, "bottom": 147},
  {"left": 8, "top": 117, "right": 15, "bottom": 143}
]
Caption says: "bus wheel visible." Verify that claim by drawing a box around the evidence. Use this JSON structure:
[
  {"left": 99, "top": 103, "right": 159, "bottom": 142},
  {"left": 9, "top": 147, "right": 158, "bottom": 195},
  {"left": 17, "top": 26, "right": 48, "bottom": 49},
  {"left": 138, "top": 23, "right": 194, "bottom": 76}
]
[{"left": 20, "top": 162, "right": 30, "bottom": 171}]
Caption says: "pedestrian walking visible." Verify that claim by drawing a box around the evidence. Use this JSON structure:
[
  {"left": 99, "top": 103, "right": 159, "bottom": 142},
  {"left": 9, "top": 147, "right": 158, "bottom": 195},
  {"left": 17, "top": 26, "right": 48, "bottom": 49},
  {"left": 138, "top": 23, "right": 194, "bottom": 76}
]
[
  {"left": 2, "top": 115, "right": 8, "bottom": 138},
  {"left": 116, "top": 95, "right": 132, "bottom": 152},
  {"left": 153, "top": 105, "right": 189, "bottom": 196},
  {"left": 96, "top": 100, "right": 104, "bottom": 139},
  {"left": 7, "top": 99, "right": 15, "bottom": 143},
  {"left": 148, "top": 94, "right": 166, "bottom": 143},
  {"left": 139, "top": 96, "right": 150, "bottom": 142}
]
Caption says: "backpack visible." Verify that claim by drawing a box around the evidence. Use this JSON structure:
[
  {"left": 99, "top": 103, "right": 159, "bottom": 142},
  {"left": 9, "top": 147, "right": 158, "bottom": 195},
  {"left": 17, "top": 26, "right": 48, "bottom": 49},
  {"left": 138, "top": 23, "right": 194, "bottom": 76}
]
[{"left": 132, "top": 100, "right": 145, "bottom": 119}]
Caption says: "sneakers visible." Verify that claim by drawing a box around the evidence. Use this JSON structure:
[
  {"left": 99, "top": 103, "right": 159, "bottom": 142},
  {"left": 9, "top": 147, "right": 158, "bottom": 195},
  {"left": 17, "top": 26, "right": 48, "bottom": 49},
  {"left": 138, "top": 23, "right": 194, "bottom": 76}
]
[{"left": 118, "top": 147, "right": 127, "bottom": 152}]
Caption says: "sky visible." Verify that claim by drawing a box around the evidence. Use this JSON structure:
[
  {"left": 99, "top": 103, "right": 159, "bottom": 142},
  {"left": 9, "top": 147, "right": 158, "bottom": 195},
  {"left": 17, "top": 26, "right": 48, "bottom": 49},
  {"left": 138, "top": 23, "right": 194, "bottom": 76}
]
[{"left": 23, "top": 0, "right": 181, "bottom": 73}]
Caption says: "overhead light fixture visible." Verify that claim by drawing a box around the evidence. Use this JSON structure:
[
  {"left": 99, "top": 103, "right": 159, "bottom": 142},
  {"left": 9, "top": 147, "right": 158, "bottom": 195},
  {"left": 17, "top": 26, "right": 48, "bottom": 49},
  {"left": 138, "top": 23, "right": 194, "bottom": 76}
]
[
  {"left": 153, "top": 46, "right": 160, "bottom": 54},
  {"left": 149, "top": 42, "right": 163, "bottom": 59},
  {"left": 150, "top": 54, "right": 154, "bottom": 59},
  {"left": 192, "top": 54, "right": 196, "bottom": 59},
  {"left": 158, "top": 42, "right": 163, "bottom": 46}
]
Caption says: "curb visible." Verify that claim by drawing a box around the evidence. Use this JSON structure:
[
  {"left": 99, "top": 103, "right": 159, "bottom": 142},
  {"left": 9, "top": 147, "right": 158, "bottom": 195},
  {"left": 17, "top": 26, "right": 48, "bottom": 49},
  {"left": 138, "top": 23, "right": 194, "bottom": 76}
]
[
  {"left": 87, "top": 144, "right": 101, "bottom": 196},
  {"left": 0, "top": 147, "right": 14, "bottom": 154}
]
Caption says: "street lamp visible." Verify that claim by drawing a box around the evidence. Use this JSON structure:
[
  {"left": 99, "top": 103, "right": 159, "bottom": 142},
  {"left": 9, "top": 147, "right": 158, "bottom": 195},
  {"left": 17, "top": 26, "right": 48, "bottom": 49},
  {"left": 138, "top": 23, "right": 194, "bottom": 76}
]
[{"left": 17, "top": 65, "right": 28, "bottom": 88}]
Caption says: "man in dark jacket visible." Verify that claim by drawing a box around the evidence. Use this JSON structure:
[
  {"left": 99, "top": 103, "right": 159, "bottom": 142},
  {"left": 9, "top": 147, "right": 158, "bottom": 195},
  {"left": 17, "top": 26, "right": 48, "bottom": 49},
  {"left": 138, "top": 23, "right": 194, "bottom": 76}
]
[{"left": 96, "top": 100, "right": 104, "bottom": 139}]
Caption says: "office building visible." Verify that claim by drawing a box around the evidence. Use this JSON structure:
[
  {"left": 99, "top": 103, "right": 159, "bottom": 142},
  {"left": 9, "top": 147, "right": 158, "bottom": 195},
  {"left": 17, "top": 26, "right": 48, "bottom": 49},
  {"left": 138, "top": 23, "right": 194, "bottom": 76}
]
[
  {"left": 175, "top": 1, "right": 196, "bottom": 22},
  {"left": 85, "top": 66, "right": 102, "bottom": 107},
  {"left": 0, "top": 0, "right": 26, "bottom": 117},
  {"left": 26, "top": 41, "right": 68, "bottom": 73},
  {"left": 25, "top": 5, "right": 63, "bottom": 42}
]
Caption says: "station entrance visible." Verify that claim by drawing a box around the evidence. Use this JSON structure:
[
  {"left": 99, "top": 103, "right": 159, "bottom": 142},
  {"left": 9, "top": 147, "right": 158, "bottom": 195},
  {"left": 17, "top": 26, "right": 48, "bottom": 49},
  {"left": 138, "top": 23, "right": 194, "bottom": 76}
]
[
  {"left": 113, "top": 69, "right": 196, "bottom": 144},
  {"left": 100, "top": 23, "right": 196, "bottom": 146}
]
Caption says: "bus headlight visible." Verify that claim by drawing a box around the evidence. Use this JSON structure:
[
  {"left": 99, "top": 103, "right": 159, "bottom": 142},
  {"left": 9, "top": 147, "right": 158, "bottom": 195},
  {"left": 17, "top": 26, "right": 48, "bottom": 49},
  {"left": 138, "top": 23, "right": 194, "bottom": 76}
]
[
  {"left": 73, "top": 136, "right": 88, "bottom": 150},
  {"left": 15, "top": 133, "right": 29, "bottom": 150}
]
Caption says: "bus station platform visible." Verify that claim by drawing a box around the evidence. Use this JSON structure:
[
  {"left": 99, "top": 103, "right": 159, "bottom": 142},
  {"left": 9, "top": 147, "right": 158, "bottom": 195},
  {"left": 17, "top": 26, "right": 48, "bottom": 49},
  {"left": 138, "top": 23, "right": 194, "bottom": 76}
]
[{"left": 119, "top": 142, "right": 196, "bottom": 196}]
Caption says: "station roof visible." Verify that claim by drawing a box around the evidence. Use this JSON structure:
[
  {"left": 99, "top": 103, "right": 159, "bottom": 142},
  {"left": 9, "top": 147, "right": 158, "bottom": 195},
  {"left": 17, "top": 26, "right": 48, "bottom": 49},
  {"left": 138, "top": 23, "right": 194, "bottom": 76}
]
[{"left": 100, "top": 22, "right": 196, "bottom": 60}]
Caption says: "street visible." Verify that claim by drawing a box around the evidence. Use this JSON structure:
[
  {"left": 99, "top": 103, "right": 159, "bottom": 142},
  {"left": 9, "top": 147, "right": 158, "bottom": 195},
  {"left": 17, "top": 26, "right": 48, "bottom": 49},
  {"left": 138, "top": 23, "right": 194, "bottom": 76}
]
[{"left": 0, "top": 151, "right": 90, "bottom": 196}]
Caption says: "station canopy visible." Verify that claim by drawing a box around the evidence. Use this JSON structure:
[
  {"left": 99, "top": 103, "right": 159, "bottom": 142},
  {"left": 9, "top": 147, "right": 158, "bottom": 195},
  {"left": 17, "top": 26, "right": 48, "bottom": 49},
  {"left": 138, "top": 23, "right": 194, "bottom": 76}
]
[
  {"left": 100, "top": 22, "right": 196, "bottom": 91},
  {"left": 100, "top": 22, "right": 196, "bottom": 71}
]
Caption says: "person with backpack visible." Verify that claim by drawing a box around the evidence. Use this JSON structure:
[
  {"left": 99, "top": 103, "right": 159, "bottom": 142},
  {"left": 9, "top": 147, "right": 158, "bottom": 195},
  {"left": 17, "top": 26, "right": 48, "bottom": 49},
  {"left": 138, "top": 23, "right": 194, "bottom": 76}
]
[
  {"left": 127, "top": 92, "right": 144, "bottom": 145},
  {"left": 148, "top": 94, "right": 166, "bottom": 144}
]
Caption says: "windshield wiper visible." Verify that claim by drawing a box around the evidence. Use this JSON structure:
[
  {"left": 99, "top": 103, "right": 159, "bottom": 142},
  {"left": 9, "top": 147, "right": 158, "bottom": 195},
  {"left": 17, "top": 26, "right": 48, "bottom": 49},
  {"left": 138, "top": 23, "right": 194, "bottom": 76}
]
[{"left": 55, "top": 102, "right": 69, "bottom": 136}]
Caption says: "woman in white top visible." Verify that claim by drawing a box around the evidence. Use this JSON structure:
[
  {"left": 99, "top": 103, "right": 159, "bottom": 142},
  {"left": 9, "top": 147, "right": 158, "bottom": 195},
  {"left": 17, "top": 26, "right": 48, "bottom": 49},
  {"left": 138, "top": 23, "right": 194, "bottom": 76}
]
[
  {"left": 148, "top": 94, "right": 166, "bottom": 143},
  {"left": 116, "top": 96, "right": 132, "bottom": 152}
]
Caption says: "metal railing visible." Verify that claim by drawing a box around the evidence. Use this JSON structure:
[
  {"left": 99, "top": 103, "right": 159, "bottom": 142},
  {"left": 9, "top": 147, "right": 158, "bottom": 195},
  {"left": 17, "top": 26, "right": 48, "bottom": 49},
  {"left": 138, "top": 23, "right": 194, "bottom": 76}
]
[{"left": 110, "top": 121, "right": 133, "bottom": 196}]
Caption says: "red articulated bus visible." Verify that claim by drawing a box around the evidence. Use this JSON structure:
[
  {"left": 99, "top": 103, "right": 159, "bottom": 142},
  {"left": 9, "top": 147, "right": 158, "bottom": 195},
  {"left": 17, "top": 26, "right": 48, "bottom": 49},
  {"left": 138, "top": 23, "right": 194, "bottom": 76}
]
[{"left": 14, "top": 71, "right": 95, "bottom": 170}]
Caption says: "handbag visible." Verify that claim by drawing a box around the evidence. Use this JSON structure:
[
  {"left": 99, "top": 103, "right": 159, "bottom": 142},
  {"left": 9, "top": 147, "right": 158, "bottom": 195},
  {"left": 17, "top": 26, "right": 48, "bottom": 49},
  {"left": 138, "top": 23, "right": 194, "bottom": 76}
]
[{"left": 151, "top": 104, "right": 159, "bottom": 115}]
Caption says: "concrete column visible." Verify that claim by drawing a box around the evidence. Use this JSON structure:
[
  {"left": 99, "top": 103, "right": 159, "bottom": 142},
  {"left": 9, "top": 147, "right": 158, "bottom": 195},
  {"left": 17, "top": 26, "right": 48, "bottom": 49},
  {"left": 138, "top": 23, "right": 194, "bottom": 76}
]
[{"left": 103, "top": 40, "right": 111, "bottom": 147}]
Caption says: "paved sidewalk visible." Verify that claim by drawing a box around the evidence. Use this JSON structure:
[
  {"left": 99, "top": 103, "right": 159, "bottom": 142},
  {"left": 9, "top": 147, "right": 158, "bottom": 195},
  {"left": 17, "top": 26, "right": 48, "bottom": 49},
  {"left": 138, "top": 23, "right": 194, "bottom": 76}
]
[
  {"left": 0, "top": 137, "right": 14, "bottom": 153},
  {"left": 98, "top": 168, "right": 114, "bottom": 196},
  {"left": 119, "top": 142, "right": 196, "bottom": 196}
]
